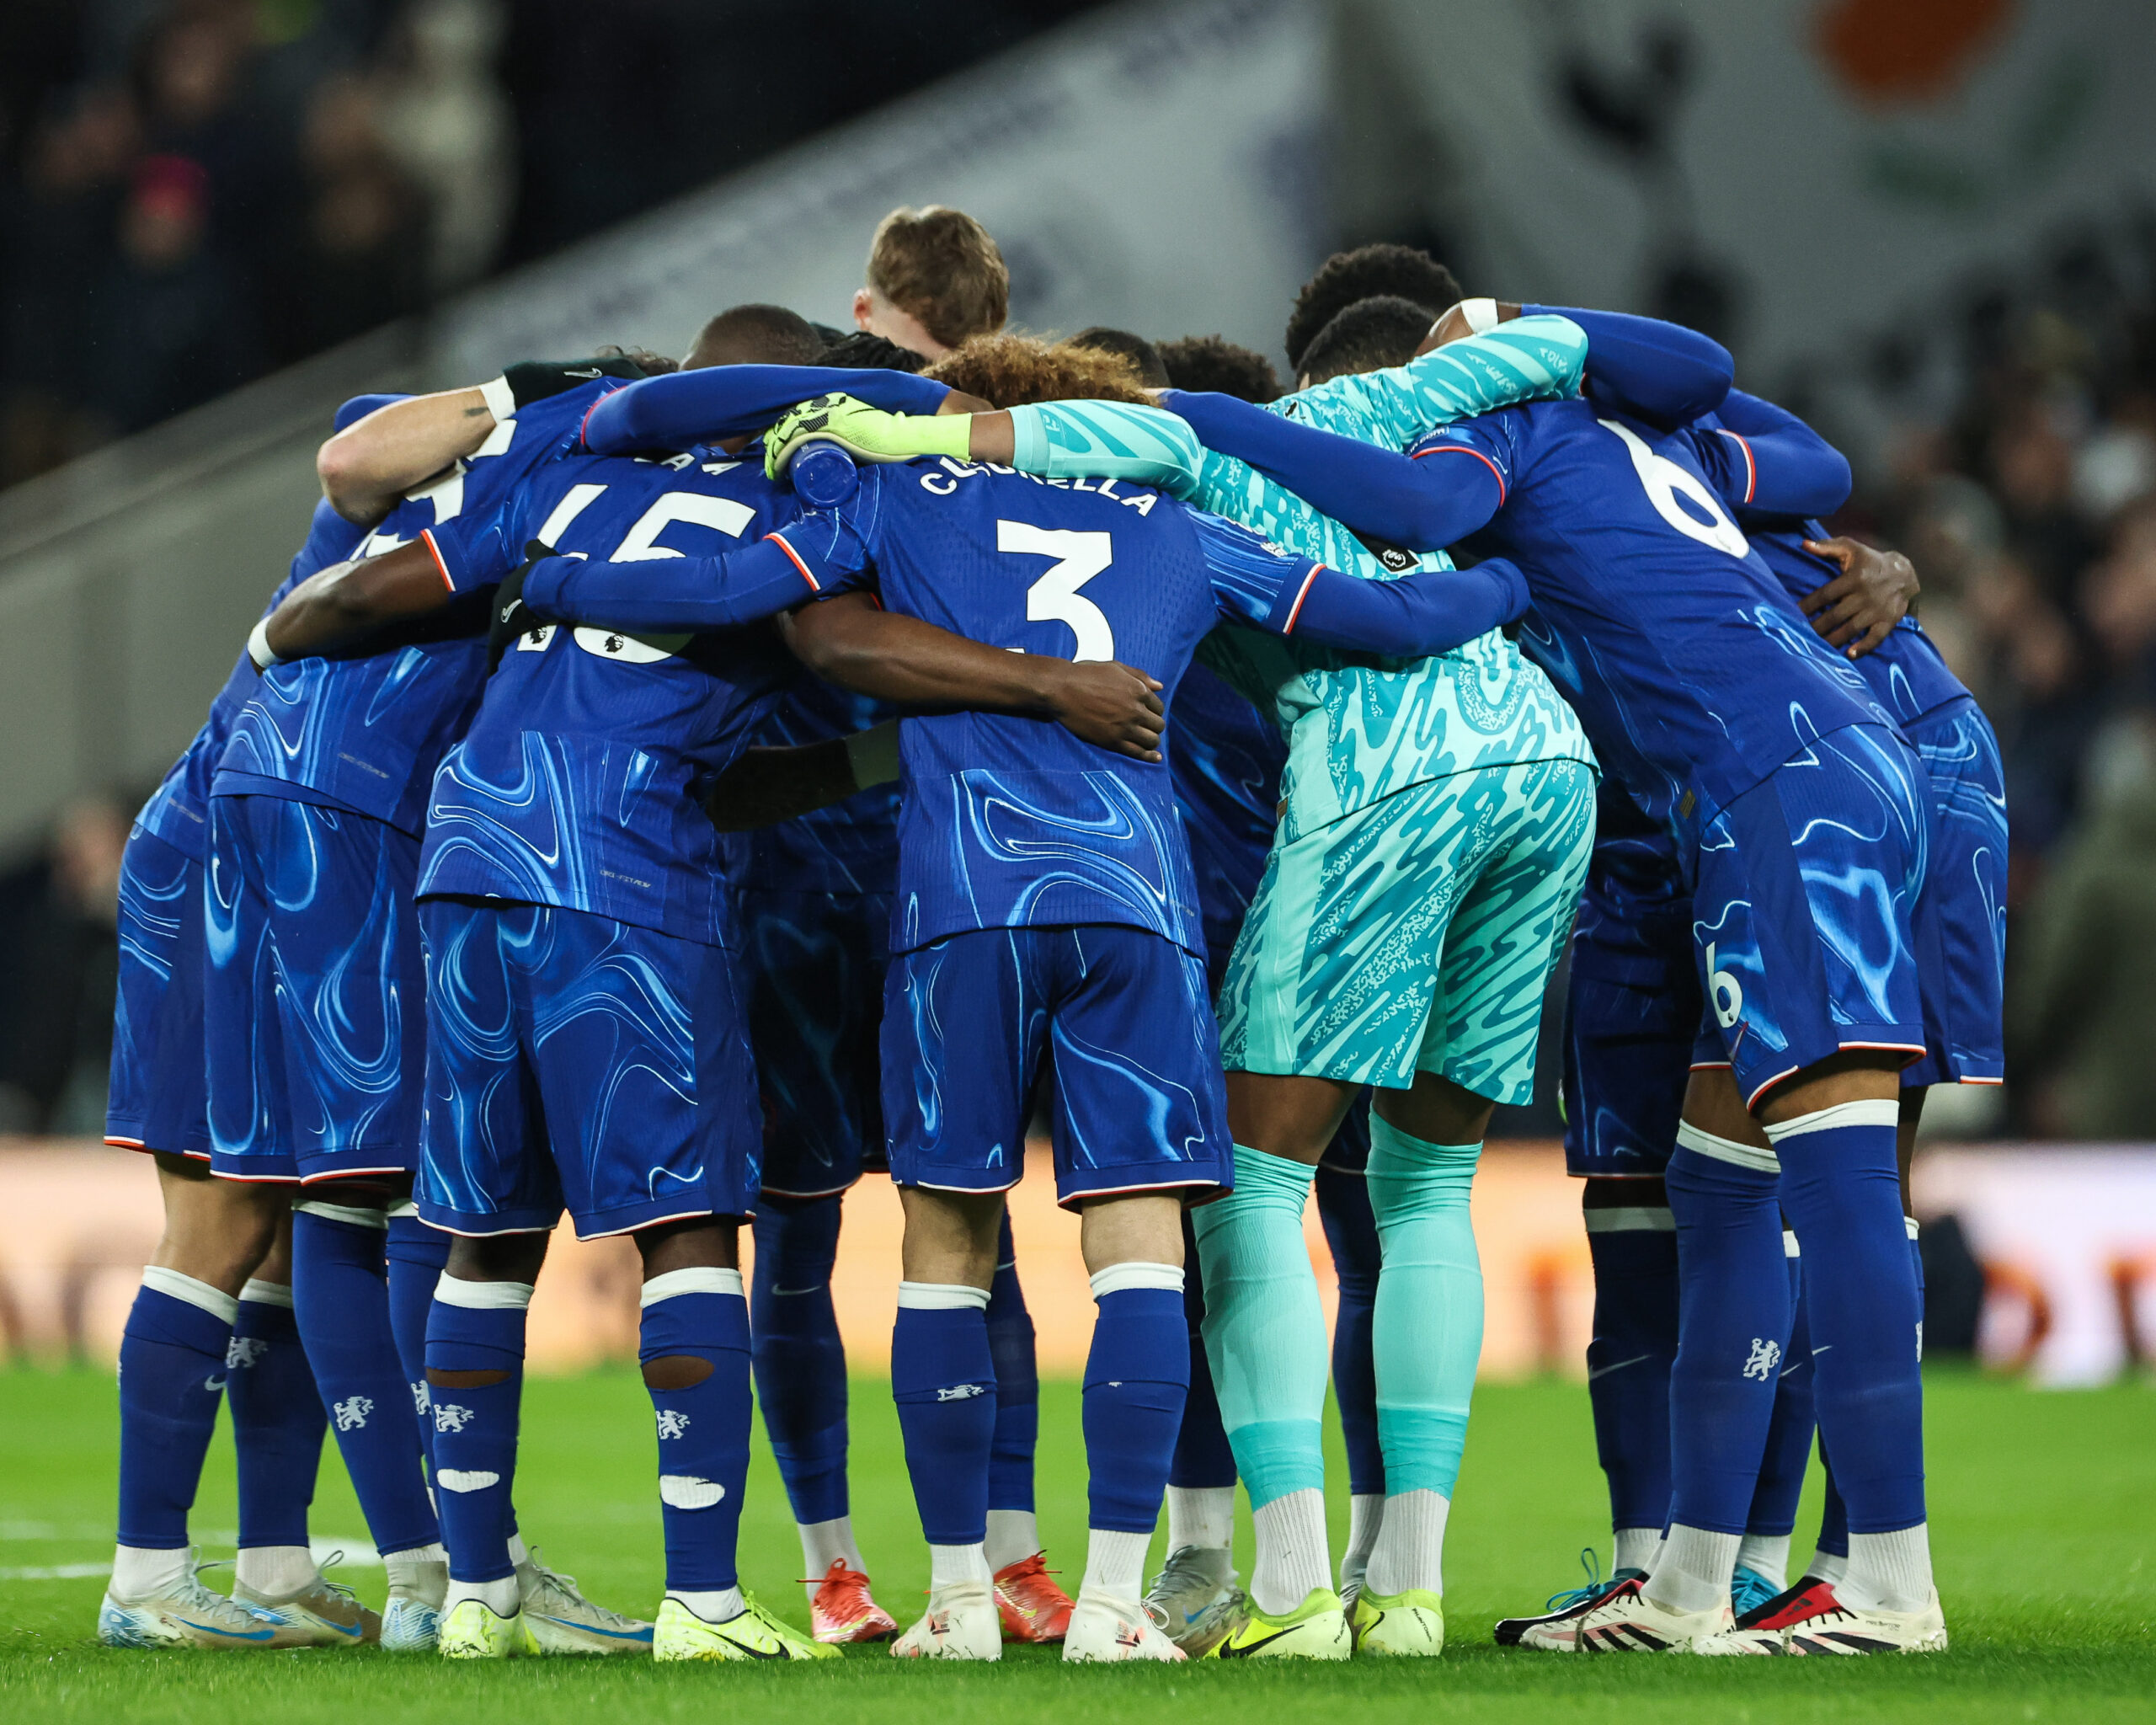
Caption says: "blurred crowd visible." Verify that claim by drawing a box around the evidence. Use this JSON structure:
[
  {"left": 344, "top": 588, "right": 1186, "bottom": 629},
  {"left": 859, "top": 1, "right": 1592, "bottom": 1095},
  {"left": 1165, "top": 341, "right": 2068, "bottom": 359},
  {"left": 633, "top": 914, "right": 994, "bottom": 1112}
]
[
  {"left": 1840, "top": 216, "right": 2156, "bottom": 1140},
  {"left": 0, "top": 0, "right": 1103, "bottom": 487}
]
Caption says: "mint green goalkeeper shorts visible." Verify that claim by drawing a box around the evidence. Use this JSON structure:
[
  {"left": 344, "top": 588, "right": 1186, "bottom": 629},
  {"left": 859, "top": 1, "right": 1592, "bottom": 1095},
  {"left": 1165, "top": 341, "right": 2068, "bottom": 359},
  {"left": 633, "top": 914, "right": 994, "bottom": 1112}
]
[{"left": 1215, "top": 756, "right": 1596, "bottom": 1101}]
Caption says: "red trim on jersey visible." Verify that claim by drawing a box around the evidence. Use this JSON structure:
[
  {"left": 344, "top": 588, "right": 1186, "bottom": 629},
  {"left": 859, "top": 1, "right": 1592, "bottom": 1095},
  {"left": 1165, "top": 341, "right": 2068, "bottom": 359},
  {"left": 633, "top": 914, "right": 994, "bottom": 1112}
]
[
  {"left": 1413, "top": 441, "right": 1508, "bottom": 505},
  {"left": 419, "top": 528, "right": 455, "bottom": 591},
  {"left": 1716, "top": 428, "right": 1758, "bottom": 504},
  {"left": 765, "top": 531, "right": 820, "bottom": 591},
  {"left": 1280, "top": 564, "right": 1325, "bottom": 634}
]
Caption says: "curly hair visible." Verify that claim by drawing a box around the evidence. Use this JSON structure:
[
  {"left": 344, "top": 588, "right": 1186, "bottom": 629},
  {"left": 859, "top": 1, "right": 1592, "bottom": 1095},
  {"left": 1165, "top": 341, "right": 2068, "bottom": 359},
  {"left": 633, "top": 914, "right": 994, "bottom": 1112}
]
[
  {"left": 1157, "top": 334, "right": 1282, "bottom": 403},
  {"left": 1298, "top": 296, "right": 1436, "bottom": 386},
  {"left": 924, "top": 333, "right": 1154, "bottom": 409},
  {"left": 1284, "top": 243, "right": 1461, "bottom": 371}
]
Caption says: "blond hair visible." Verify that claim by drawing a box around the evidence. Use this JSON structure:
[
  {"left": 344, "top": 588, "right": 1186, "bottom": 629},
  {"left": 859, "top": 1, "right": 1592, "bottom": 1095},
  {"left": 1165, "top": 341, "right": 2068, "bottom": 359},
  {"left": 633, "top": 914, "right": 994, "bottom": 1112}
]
[{"left": 866, "top": 206, "right": 1009, "bottom": 349}]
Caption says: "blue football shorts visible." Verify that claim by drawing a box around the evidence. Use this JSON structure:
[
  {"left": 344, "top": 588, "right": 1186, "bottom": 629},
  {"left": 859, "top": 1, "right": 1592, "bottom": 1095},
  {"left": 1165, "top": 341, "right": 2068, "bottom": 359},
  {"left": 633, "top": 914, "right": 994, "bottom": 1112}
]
[
  {"left": 734, "top": 889, "right": 891, "bottom": 1199},
  {"left": 205, "top": 795, "right": 425, "bottom": 1183},
  {"left": 1686, "top": 723, "right": 1929, "bottom": 1107},
  {"left": 881, "top": 923, "right": 1232, "bottom": 1208},
  {"left": 106, "top": 826, "right": 211, "bottom": 1160},
  {"left": 415, "top": 897, "right": 762, "bottom": 1239},
  {"left": 1561, "top": 896, "right": 1699, "bottom": 1180},
  {"left": 1903, "top": 698, "right": 2007, "bottom": 1087}
]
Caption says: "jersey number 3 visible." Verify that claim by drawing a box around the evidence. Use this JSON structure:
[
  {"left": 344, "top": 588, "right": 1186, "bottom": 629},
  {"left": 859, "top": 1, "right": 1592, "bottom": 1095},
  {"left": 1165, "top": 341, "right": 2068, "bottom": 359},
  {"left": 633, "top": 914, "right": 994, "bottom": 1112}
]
[{"left": 999, "top": 521, "right": 1113, "bottom": 661}]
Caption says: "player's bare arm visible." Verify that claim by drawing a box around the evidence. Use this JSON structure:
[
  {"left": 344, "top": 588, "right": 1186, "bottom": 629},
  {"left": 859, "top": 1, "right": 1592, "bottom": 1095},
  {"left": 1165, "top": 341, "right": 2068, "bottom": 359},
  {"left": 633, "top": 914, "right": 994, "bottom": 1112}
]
[
  {"left": 317, "top": 387, "right": 499, "bottom": 526},
  {"left": 254, "top": 537, "right": 449, "bottom": 664},
  {"left": 1798, "top": 535, "right": 1919, "bottom": 658},
  {"left": 781, "top": 592, "right": 1166, "bottom": 761}
]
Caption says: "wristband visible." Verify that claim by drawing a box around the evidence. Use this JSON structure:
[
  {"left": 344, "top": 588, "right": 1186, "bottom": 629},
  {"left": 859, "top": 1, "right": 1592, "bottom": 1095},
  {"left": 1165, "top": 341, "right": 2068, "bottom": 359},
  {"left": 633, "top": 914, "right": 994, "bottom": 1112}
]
[
  {"left": 247, "top": 617, "right": 281, "bottom": 670},
  {"left": 842, "top": 719, "right": 903, "bottom": 788},
  {"left": 1459, "top": 297, "right": 1500, "bottom": 334},
  {"left": 478, "top": 375, "right": 517, "bottom": 423}
]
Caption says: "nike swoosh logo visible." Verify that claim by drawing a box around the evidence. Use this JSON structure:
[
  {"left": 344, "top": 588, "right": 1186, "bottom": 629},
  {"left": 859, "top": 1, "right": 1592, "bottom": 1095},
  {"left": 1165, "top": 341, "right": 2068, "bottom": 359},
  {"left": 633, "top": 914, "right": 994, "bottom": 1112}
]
[
  {"left": 1587, "top": 1353, "right": 1652, "bottom": 1381},
  {"left": 768, "top": 1286, "right": 824, "bottom": 1297},
  {"left": 532, "top": 1614, "right": 651, "bottom": 1641},
  {"left": 177, "top": 1617, "right": 275, "bottom": 1642},
  {"left": 1810, "top": 1344, "right": 1832, "bottom": 1356},
  {"left": 709, "top": 1632, "right": 783, "bottom": 1658},
  {"left": 564, "top": 368, "right": 601, "bottom": 378},
  {"left": 1222, "top": 1626, "right": 1299, "bottom": 1657}
]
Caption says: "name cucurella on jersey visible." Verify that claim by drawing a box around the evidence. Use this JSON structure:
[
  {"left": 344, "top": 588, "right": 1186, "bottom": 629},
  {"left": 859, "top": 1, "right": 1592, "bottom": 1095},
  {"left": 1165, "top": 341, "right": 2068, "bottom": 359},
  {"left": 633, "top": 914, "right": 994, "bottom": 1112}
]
[{"left": 910, "top": 455, "right": 1161, "bottom": 513}]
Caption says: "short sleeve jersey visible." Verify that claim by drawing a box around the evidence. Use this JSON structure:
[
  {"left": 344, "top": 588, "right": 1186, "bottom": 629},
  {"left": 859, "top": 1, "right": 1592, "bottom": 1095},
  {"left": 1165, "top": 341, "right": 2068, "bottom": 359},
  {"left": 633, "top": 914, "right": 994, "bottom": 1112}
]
[
  {"left": 1412, "top": 397, "right": 1896, "bottom": 827},
  {"left": 413, "top": 443, "right": 805, "bottom": 945},
  {"left": 764, "top": 458, "right": 1322, "bottom": 957},
  {"left": 211, "top": 382, "right": 621, "bottom": 835}
]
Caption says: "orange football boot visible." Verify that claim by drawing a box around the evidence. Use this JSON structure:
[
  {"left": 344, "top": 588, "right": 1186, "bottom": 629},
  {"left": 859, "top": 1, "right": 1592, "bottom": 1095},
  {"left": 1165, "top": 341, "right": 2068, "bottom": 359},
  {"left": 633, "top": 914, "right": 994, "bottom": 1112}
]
[
  {"left": 993, "top": 1552, "right": 1075, "bottom": 1643},
  {"left": 807, "top": 1561, "right": 899, "bottom": 1644}
]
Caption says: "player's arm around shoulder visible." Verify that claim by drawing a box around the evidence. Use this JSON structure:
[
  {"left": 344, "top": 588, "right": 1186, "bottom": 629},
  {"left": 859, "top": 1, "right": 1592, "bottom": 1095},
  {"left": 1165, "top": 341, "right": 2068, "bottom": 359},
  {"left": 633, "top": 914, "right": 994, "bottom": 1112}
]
[{"left": 1298, "top": 308, "right": 1588, "bottom": 449}]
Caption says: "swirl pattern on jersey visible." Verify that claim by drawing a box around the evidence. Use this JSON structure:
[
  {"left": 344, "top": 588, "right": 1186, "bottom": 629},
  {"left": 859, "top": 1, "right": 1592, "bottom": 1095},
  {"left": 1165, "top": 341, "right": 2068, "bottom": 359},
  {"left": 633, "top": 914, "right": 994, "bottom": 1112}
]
[{"left": 898, "top": 767, "right": 1202, "bottom": 957}]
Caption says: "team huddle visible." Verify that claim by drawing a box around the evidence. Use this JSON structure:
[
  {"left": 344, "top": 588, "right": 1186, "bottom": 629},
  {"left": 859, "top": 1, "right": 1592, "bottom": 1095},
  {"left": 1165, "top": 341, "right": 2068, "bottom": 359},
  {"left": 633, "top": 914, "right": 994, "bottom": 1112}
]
[{"left": 96, "top": 204, "right": 2004, "bottom": 1664}]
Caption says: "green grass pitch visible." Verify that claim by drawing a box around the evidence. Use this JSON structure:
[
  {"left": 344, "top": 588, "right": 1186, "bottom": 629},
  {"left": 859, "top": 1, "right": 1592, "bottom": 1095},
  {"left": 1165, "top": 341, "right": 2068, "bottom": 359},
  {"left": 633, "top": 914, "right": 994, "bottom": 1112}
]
[{"left": 1, "top": 1365, "right": 2148, "bottom": 1722}]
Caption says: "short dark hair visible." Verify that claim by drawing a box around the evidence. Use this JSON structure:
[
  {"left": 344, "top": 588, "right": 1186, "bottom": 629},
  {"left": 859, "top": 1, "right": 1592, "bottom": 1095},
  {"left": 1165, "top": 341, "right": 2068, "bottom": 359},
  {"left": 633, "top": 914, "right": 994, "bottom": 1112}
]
[
  {"left": 1285, "top": 244, "right": 1462, "bottom": 371},
  {"left": 1061, "top": 327, "right": 1168, "bottom": 389},
  {"left": 1157, "top": 334, "right": 1282, "bottom": 403},
  {"left": 685, "top": 303, "right": 823, "bottom": 370},
  {"left": 1296, "top": 296, "right": 1434, "bottom": 386},
  {"left": 816, "top": 330, "right": 928, "bottom": 373}
]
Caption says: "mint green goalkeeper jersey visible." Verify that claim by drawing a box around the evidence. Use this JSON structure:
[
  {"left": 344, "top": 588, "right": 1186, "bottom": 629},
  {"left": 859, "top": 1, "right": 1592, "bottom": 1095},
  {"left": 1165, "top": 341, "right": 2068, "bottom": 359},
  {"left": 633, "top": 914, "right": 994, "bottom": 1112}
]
[{"left": 1009, "top": 316, "right": 1598, "bottom": 839}]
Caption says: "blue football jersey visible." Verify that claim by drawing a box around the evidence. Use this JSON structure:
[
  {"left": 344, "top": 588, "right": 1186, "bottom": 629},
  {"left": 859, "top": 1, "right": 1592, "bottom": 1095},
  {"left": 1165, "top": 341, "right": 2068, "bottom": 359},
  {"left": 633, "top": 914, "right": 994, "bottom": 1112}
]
[
  {"left": 414, "top": 442, "right": 800, "bottom": 945},
  {"left": 136, "top": 499, "right": 371, "bottom": 860},
  {"left": 766, "top": 459, "right": 1322, "bottom": 956},
  {"left": 718, "top": 677, "right": 901, "bottom": 896},
  {"left": 1168, "top": 660, "right": 1284, "bottom": 966},
  {"left": 213, "top": 382, "right": 620, "bottom": 834},
  {"left": 1416, "top": 398, "right": 1896, "bottom": 826},
  {"left": 1737, "top": 513, "right": 1972, "bottom": 732}
]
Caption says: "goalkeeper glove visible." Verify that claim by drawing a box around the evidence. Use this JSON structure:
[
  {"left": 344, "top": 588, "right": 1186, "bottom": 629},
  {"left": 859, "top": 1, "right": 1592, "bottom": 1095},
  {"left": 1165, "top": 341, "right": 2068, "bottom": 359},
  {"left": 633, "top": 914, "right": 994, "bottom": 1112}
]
[{"left": 764, "top": 393, "right": 970, "bottom": 482}]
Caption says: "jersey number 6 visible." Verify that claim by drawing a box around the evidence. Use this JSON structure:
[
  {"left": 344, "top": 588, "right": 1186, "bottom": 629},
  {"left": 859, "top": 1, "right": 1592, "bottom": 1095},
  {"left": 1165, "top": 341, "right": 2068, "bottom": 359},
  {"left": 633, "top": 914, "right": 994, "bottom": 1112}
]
[{"left": 999, "top": 521, "right": 1114, "bottom": 661}]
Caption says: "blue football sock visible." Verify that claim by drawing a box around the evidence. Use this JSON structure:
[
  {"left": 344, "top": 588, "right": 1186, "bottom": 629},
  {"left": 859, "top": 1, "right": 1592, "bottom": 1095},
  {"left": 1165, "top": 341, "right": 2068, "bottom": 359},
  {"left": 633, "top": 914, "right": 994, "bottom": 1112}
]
[
  {"left": 291, "top": 1207, "right": 439, "bottom": 1556},
  {"left": 1168, "top": 1209, "right": 1236, "bottom": 1490},
  {"left": 641, "top": 1268, "right": 754, "bottom": 1593},
  {"left": 750, "top": 1194, "right": 849, "bottom": 1527},
  {"left": 1811, "top": 1226, "right": 1919, "bottom": 1569},
  {"left": 892, "top": 1284, "right": 996, "bottom": 1546},
  {"left": 1663, "top": 1130, "right": 1792, "bottom": 1536},
  {"left": 116, "top": 1270, "right": 234, "bottom": 1550},
  {"left": 425, "top": 1279, "right": 529, "bottom": 1584},
  {"left": 227, "top": 1279, "right": 323, "bottom": 1551},
  {"left": 1082, "top": 1267, "right": 1190, "bottom": 1534},
  {"left": 1316, "top": 1165, "right": 1385, "bottom": 1498},
  {"left": 1583, "top": 1181, "right": 1679, "bottom": 1546},
  {"left": 985, "top": 1215, "right": 1038, "bottom": 1515},
  {"left": 1745, "top": 1238, "right": 1813, "bottom": 1541},
  {"left": 1769, "top": 1103, "right": 1925, "bottom": 1535},
  {"left": 383, "top": 1214, "right": 448, "bottom": 1471}
]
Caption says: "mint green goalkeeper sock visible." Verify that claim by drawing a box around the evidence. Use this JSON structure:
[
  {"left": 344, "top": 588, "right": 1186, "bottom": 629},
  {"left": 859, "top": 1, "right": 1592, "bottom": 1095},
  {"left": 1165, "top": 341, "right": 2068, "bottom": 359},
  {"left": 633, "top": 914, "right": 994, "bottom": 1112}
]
[
  {"left": 1193, "top": 1144, "right": 1326, "bottom": 1509},
  {"left": 1366, "top": 1116, "right": 1484, "bottom": 1498}
]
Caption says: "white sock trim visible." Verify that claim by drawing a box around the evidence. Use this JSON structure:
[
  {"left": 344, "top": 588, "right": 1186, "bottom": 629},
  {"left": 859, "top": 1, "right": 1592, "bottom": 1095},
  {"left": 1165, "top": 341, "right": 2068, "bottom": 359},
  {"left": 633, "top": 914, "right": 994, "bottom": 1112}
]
[
  {"left": 1250, "top": 1489, "right": 1331, "bottom": 1617},
  {"left": 1088, "top": 1261, "right": 1183, "bottom": 1298},
  {"left": 141, "top": 1266, "right": 238, "bottom": 1325},
  {"left": 434, "top": 1276, "right": 535, "bottom": 1311},
  {"left": 1675, "top": 1120, "right": 1779, "bottom": 1173},
  {"left": 385, "top": 1200, "right": 420, "bottom": 1220},
  {"left": 1583, "top": 1206, "right": 1676, "bottom": 1233},
  {"left": 237, "top": 1279, "right": 294, "bottom": 1308},
  {"left": 898, "top": 1280, "right": 990, "bottom": 1311},
  {"left": 639, "top": 1267, "right": 744, "bottom": 1306},
  {"left": 1081, "top": 1527, "right": 1153, "bottom": 1601},
  {"left": 1648, "top": 1523, "right": 1741, "bottom": 1615},
  {"left": 1905, "top": 1214, "right": 1921, "bottom": 1241},
  {"left": 1364, "top": 1487, "right": 1449, "bottom": 1598},
  {"left": 1783, "top": 1229, "right": 1801, "bottom": 1258},
  {"left": 294, "top": 1199, "right": 389, "bottom": 1229},
  {"left": 667, "top": 1585, "right": 746, "bottom": 1623},
  {"left": 985, "top": 1509, "right": 1039, "bottom": 1573},
  {"left": 1761, "top": 1098, "right": 1901, "bottom": 1140},
  {"left": 446, "top": 1575, "right": 520, "bottom": 1616},
  {"left": 1613, "top": 1525, "right": 1662, "bottom": 1575}
]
